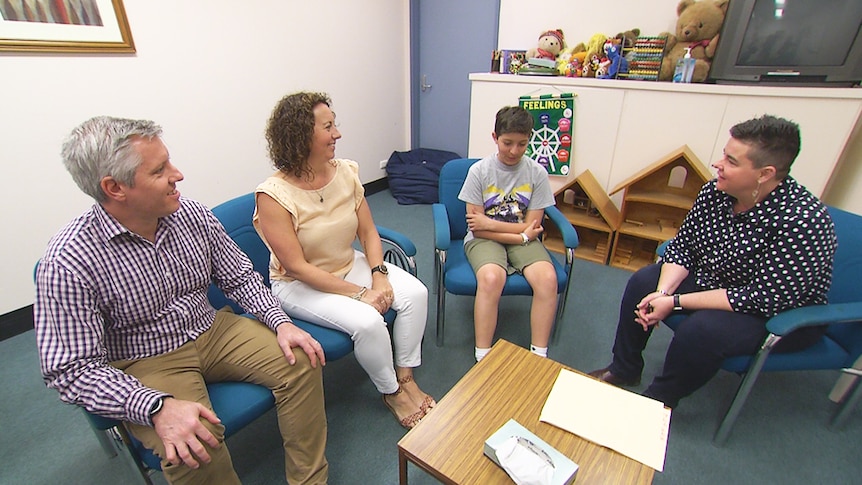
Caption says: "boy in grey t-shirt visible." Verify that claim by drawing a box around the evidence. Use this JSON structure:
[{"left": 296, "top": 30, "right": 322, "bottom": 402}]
[{"left": 458, "top": 106, "right": 558, "bottom": 362}]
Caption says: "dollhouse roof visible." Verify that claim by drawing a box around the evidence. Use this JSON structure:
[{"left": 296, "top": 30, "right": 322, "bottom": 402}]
[
  {"left": 609, "top": 145, "right": 712, "bottom": 195},
  {"left": 571, "top": 169, "right": 622, "bottom": 229}
]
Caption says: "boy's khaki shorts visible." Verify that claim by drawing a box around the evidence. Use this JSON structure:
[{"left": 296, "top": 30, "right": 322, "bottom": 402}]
[{"left": 464, "top": 238, "right": 552, "bottom": 275}]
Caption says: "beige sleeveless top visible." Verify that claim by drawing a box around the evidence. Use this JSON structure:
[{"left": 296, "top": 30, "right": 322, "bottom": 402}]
[{"left": 253, "top": 159, "right": 364, "bottom": 282}]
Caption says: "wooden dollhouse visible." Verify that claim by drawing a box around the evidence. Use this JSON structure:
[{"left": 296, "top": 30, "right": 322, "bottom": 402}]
[
  {"left": 607, "top": 145, "right": 712, "bottom": 271},
  {"left": 545, "top": 169, "right": 621, "bottom": 264}
]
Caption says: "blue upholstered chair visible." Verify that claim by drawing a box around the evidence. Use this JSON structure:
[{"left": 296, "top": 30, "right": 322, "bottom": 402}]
[
  {"left": 657, "top": 205, "right": 862, "bottom": 444},
  {"left": 70, "top": 192, "right": 417, "bottom": 483},
  {"left": 432, "top": 157, "right": 579, "bottom": 346}
]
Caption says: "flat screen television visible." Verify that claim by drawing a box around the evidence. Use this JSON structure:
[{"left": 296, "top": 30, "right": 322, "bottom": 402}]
[{"left": 708, "top": 0, "right": 862, "bottom": 87}]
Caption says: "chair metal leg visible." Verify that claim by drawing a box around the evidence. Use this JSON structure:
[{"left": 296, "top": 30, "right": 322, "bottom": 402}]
[
  {"left": 435, "top": 249, "right": 447, "bottom": 346},
  {"left": 551, "top": 248, "right": 575, "bottom": 344},
  {"left": 103, "top": 425, "right": 155, "bottom": 485},
  {"left": 714, "top": 333, "right": 781, "bottom": 445},
  {"left": 92, "top": 426, "right": 120, "bottom": 458},
  {"left": 830, "top": 368, "right": 862, "bottom": 430}
]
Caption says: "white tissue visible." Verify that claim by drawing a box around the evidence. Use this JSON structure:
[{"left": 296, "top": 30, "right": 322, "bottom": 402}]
[{"left": 496, "top": 436, "right": 555, "bottom": 485}]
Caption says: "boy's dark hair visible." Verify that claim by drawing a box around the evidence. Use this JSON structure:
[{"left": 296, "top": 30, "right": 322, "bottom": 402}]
[
  {"left": 494, "top": 106, "right": 534, "bottom": 137},
  {"left": 729, "top": 114, "right": 800, "bottom": 179}
]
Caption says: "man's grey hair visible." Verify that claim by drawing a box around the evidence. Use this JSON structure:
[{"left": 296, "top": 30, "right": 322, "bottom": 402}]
[{"left": 61, "top": 116, "right": 163, "bottom": 202}]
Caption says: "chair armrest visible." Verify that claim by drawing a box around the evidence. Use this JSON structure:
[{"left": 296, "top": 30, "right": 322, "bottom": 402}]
[
  {"left": 766, "top": 301, "right": 862, "bottom": 336},
  {"left": 544, "top": 206, "right": 579, "bottom": 249},
  {"left": 376, "top": 225, "right": 416, "bottom": 257},
  {"left": 432, "top": 203, "right": 451, "bottom": 251}
]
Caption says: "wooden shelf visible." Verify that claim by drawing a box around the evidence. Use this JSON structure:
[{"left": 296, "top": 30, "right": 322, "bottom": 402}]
[
  {"left": 618, "top": 221, "right": 678, "bottom": 242},
  {"left": 623, "top": 189, "right": 696, "bottom": 210},
  {"left": 609, "top": 234, "right": 660, "bottom": 271}
]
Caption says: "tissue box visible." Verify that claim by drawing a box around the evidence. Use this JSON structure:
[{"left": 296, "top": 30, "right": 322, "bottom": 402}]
[{"left": 484, "top": 419, "right": 578, "bottom": 485}]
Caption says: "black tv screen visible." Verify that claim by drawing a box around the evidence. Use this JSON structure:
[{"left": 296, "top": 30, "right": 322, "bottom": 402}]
[{"left": 708, "top": 0, "right": 862, "bottom": 86}]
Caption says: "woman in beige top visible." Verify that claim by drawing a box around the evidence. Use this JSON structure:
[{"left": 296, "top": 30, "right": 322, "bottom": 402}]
[{"left": 254, "top": 92, "right": 433, "bottom": 429}]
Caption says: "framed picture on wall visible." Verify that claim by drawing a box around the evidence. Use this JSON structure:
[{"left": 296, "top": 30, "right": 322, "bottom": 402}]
[{"left": 0, "top": 0, "right": 134, "bottom": 53}]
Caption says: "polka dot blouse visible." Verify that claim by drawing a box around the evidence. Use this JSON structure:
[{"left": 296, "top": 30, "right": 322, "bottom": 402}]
[{"left": 663, "top": 177, "right": 836, "bottom": 318}]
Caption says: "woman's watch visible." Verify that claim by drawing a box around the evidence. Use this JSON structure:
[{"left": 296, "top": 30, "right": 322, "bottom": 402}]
[
  {"left": 371, "top": 264, "right": 388, "bottom": 276},
  {"left": 672, "top": 294, "right": 684, "bottom": 311}
]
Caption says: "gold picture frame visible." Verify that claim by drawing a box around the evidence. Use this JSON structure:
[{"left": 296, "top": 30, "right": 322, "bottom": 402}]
[{"left": 0, "top": 0, "right": 134, "bottom": 53}]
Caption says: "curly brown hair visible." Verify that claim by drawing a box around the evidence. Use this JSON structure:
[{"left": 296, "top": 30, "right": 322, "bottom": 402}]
[{"left": 265, "top": 91, "right": 332, "bottom": 179}]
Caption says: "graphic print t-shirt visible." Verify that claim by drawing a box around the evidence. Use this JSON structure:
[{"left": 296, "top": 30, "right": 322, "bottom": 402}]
[{"left": 458, "top": 154, "right": 555, "bottom": 244}]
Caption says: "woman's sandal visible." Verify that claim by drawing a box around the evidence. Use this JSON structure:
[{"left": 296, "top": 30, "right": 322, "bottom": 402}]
[
  {"left": 383, "top": 387, "right": 424, "bottom": 429},
  {"left": 397, "top": 375, "right": 437, "bottom": 412}
]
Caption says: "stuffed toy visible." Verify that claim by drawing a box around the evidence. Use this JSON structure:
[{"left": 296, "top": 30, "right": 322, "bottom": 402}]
[
  {"left": 582, "top": 33, "right": 609, "bottom": 70},
  {"left": 597, "top": 41, "right": 629, "bottom": 79},
  {"left": 526, "top": 29, "right": 565, "bottom": 61},
  {"left": 659, "top": 0, "right": 729, "bottom": 82},
  {"left": 556, "top": 46, "right": 588, "bottom": 76},
  {"left": 615, "top": 28, "right": 641, "bottom": 50}
]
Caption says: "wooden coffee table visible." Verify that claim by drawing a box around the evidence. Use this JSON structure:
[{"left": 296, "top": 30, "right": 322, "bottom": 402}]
[{"left": 397, "top": 339, "right": 655, "bottom": 484}]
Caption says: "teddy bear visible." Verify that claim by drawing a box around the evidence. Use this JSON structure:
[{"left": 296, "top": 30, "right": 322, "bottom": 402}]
[
  {"left": 614, "top": 28, "right": 641, "bottom": 50},
  {"left": 526, "top": 29, "right": 565, "bottom": 62},
  {"left": 658, "top": 0, "right": 729, "bottom": 82}
]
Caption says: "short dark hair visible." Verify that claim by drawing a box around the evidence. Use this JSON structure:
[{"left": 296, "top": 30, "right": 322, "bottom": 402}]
[
  {"left": 729, "top": 114, "right": 800, "bottom": 179},
  {"left": 494, "top": 106, "right": 534, "bottom": 137},
  {"left": 266, "top": 91, "right": 332, "bottom": 179}
]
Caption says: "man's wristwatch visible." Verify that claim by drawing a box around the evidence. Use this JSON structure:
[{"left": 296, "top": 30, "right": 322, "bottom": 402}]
[
  {"left": 371, "top": 264, "right": 388, "bottom": 276},
  {"left": 149, "top": 396, "right": 166, "bottom": 418},
  {"left": 672, "top": 294, "right": 684, "bottom": 311}
]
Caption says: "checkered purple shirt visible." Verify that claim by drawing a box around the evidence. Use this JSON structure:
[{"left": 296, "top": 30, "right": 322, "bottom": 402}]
[{"left": 34, "top": 198, "right": 291, "bottom": 426}]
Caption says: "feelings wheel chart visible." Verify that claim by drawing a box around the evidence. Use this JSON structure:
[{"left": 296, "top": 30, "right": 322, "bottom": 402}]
[
  {"left": 529, "top": 123, "right": 568, "bottom": 176},
  {"left": 519, "top": 93, "right": 575, "bottom": 176}
]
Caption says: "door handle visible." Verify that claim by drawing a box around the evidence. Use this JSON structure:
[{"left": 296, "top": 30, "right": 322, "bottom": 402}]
[{"left": 421, "top": 75, "right": 432, "bottom": 92}]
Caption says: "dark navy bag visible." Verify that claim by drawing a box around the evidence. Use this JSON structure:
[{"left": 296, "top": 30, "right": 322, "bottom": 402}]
[{"left": 385, "top": 148, "right": 461, "bottom": 205}]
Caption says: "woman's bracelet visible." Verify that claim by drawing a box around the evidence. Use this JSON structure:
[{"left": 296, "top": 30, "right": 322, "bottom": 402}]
[
  {"left": 351, "top": 286, "right": 368, "bottom": 300},
  {"left": 520, "top": 232, "right": 530, "bottom": 245},
  {"left": 657, "top": 289, "right": 669, "bottom": 295}
]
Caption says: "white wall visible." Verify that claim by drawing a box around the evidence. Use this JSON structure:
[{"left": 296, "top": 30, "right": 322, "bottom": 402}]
[
  {"left": 498, "top": 0, "right": 679, "bottom": 51},
  {"left": 0, "top": 0, "right": 411, "bottom": 314}
]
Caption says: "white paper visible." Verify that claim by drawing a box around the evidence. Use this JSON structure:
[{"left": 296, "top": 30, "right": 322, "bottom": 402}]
[{"left": 539, "top": 369, "right": 671, "bottom": 471}]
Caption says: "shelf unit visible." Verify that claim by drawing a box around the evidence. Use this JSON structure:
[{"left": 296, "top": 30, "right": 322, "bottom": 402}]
[
  {"left": 608, "top": 145, "right": 712, "bottom": 271},
  {"left": 545, "top": 169, "right": 621, "bottom": 264}
]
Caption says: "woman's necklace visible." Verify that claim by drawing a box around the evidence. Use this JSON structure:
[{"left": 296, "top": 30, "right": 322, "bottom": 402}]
[
  {"left": 302, "top": 160, "right": 337, "bottom": 203},
  {"left": 303, "top": 178, "right": 325, "bottom": 203}
]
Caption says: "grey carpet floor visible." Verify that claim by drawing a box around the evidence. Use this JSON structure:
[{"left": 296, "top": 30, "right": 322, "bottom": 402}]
[{"left": 2, "top": 189, "right": 860, "bottom": 484}]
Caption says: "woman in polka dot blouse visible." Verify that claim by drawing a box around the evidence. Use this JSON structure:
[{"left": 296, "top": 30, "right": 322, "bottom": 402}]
[{"left": 589, "top": 114, "right": 837, "bottom": 409}]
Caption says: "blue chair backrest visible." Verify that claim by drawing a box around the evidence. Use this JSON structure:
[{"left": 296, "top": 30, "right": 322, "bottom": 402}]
[
  {"left": 208, "top": 193, "right": 271, "bottom": 312},
  {"left": 824, "top": 206, "right": 862, "bottom": 361},
  {"left": 438, "top": 158, "right": 479, "bottom": 239}
]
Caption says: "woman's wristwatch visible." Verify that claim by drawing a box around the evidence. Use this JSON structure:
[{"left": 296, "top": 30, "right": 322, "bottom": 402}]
[{"left": 672, "top": 294, "right": 683, "bottom": 311}]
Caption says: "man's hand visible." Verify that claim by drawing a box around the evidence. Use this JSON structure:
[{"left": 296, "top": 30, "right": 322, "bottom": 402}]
[
  {"left": 275, "top": 322, "right": 326, "bottom": 368},
  {"left": 152, "top": 398, "right": 221, "bottom": 469}
]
